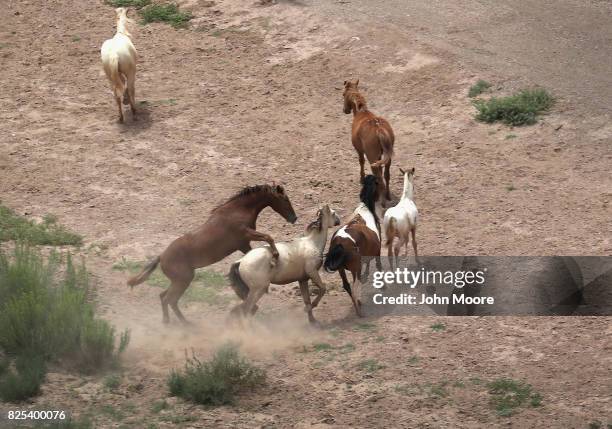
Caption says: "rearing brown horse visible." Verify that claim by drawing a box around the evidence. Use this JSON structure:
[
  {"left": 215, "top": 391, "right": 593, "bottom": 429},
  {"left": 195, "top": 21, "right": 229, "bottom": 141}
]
[
  {"left": 127, "top": 184, "right": 297, "bottom": 324},
  {"left": 343, "top": 79, "right": 395, "bottom": 201}
]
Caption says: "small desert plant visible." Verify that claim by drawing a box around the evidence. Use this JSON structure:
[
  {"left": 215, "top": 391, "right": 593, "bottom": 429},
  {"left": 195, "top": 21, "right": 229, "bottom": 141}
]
[
  {"left": 0, "top": 204, "right": 82, "bottom": 246},
  {"left": 168, "top": 343, "right": 265, "bottom": 405},
  {"left": 140, "top": 3, "right": 192, "bottom": 28},
  {"left": 473, "top": 88, "right": 554, "bottom": 126},
  {"left": 0, "top": 355, "right": 46, "bottom": 402},
  {"left": 430, "top": 322, "right": 446, "bottom": 332},
  {"left": 106, "top": 0, "right": 151, "bottom": 7},
  {"left": 487, "top": 378, "right": 543, "bottom": 416},
  {"left": 468, "top": 80, "right": 491, "bottom": 98},
  {"left": 104, "top": 374, "right": 122, "bottom": 390}
]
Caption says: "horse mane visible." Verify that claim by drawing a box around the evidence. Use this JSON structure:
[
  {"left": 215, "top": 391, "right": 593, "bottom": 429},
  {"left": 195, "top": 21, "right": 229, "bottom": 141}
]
[
  {"left": 347, "top": 90, "right": 368, "bottom": 112},
  {"left": 115, "top": 9, "right": 133, "bottom": 38},
  {"left": 306, "top": 210, "right": 323, "bottom": 233},
  {"left": 360, "top": 175, "right": 380, "bottom": 225},
  {"left": 214, "top": 184, "right": 280, "bottom": 211}
]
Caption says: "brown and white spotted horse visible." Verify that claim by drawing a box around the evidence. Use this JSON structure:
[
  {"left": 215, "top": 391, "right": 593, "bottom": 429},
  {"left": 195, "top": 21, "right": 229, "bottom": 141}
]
[{"left": 324, "top": 175, "right": 383, "bottom": 317}]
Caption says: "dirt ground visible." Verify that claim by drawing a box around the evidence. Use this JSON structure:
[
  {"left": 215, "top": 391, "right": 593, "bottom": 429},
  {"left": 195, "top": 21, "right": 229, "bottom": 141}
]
[{"left": 0, "top": 0, "right": 611, "bottom": 428}]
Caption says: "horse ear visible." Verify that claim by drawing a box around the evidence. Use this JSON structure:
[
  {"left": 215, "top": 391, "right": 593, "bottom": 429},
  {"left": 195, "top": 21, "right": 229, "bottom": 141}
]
[
  {"left": 276, "top": 185, "right": 284, "bottom": 194},
  {"left": 399, "top": 168, "right": 405, "bottom": 175},
  {"left": 355, "top": 79, "right": 359, "bottom": 86},
  {"left": 411, "top": 167, "right": 415, "bottom": 174}
]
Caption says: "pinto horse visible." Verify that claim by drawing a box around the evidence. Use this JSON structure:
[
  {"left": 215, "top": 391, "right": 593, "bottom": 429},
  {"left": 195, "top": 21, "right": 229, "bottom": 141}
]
[
  {"left": 324, "top": 175, "right": 382, "bottom": 317},
  {"left": 127, "top": 185, "right": 297, "bottom": 324},
  {"left": 343, "top": 79, "right": 395, "bottom": 201}
]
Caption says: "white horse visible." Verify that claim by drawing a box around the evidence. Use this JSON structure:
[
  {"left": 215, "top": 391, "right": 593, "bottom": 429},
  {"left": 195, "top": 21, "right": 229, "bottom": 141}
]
[
  {"left": 101, "top": 7, "right": 137, "bottom": 123},
  {"left": 228, "top": 205, "right": 341, "bottom": 324},
  {"left": 383, "top": 167, "right": 419, "bottom": 269}
]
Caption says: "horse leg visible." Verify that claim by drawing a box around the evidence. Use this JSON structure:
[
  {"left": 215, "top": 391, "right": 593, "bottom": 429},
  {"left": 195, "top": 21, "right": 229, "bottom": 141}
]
[
  {"left": 384, "top": 162, "right": 391, "bottom": 201},
  {"left": 115, "top": 94, "right": 124, "bottom": 123},
  {"left": 394, "top": 239, "right": 401, "bottom": 269},
  {"left": 308, "top": 270, "right": 327, "bottom": 309},
  {"left": 339, "top": 269, "right": 352, "bottom": 296},
  {"left": 298, "top": 279, "right": 317, "bottom": 324},
  {"left": 126, "top": 71, "right": 137, "bottom": 118},
  {"left": 159, "top": 290, "right": 170, "bottom": 324},
  {"left": 387, "top": 238, "right": 395, "bottom": 271},
  {"left": 243, "top": 285, "right": 267, "bottom": 317},
  {"left": 242, "top": 227, "right": 279, "bottom": 259},
  {"left": 361, "top": 257, "right": 371, "bottom": 281},
  {"left": 411, "top": 228, "right": 420, "bottom": 265},
  {"left": 350, "top": 271, "right": 364, "bottom": 317},
  {"left": 358, "top": 151, "right": 365, "bottom": 183},
  {"left": 375, "top": 255, "right": 382, "bottom": 272},
  {"left": 163, "top": 271, "right": 193, "bottom": 325}
]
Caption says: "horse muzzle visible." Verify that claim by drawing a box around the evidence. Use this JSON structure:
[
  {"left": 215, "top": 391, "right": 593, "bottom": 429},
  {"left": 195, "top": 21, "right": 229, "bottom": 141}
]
[{"left": 288, "top": 214, "right": 298, "bottom": 224}]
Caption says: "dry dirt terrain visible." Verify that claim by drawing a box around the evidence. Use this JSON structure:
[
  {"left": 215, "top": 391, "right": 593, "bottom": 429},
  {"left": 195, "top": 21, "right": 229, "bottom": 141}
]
[{"left": 1, "top": 0, "right": 611, "bottom": 428}]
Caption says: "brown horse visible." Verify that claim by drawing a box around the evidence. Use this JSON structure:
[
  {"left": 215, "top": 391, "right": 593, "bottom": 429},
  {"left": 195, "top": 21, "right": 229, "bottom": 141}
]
[
  {"left": 127, "top": 184, "right": 297, "bottom": 324},
  {"left": 343, "top": 79, "right": 395, "bottom": 201},
  {"left": 323, "top": 175, "right": 382, "bottom": 317}
]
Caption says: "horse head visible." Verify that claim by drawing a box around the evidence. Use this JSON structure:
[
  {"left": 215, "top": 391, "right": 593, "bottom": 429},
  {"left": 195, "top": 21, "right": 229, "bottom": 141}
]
[
  {"left": 343, "top": 79, "right": 360, "bottom": 114},
  {"left": 269, "top": 185, "right": 298, "bottom": 224}
]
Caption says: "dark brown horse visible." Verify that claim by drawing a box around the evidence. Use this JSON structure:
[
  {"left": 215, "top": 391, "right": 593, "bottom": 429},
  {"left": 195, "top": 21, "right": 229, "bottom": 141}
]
[
  {"left": 324, "top": 175, "right": 382, "bottom": 317},
  {"left": 127, "top": 184, "right": 297, "bottom": 324},
  {"left": 343, "top": 79, "right": 395, "bottom": 201}
]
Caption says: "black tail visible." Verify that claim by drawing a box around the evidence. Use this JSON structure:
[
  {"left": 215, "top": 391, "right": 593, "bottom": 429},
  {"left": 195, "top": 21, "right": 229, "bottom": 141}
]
[
  {"left": 324, "top": 243, "right": 349, "bottom": 273},
  {"left": 228, "top": 262, "right": 249, "bottom": 300}
]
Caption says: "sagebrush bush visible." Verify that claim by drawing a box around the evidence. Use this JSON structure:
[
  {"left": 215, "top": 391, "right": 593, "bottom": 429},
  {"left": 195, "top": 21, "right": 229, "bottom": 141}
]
[
  {"left": 0, "top": 355, "right": 46, "bottom": 402},
  {"left": 473, "top": 88, "right": 554, "bottom": 126},
  {"left": 140, "top": 3, "right": 192, "bottom": 28},
  {"left": 0, "top": 204, "right": 82, "bottom": 246},
  {"left": 168, "top": 343, "right": 265, "bottom": 405},
  {"left": 0, "top": 246, "right": 130, "bottom": 399}
]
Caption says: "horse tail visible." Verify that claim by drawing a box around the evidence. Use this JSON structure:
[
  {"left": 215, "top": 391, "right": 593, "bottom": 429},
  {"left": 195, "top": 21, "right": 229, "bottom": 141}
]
[
  {"left": 371, "top": 127, "right": 394, "bottom": 168},
  {"left": 385, "top": 217, "right": 397, "bottom": 246},
  {"left": 108, "top": 52, "right": 124, "bottom": 98},
  {"left": 324, "top": 243, "right": 349, "bottom": 273},
  {"left": 127, "top": 256, "right": 160, "bottom": 287},
  {"left": 228, "top": 262, "right": 249, "bottom": 300}
]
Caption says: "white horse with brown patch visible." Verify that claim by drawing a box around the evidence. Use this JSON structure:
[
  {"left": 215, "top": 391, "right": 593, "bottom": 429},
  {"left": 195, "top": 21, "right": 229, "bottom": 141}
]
[
  {"left": 383, "top": 167, "right": 419, "bottom": 269},
  {"left": 228, "top": 205, "right": 341, "bottom": 324},
  {"left": 101, "top": 7, "right": 137, "bottom": 123}
]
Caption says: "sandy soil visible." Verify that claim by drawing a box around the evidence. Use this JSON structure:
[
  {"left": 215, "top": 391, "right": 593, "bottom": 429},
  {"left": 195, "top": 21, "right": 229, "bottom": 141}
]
[{"left": 0, "top": 0, "right": 610, "bottom": 427}]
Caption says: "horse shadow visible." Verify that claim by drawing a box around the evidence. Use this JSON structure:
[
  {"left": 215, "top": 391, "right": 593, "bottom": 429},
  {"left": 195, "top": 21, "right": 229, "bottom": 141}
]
[{"left": 117, "top": 102, "right": 153, "bottom": 134}]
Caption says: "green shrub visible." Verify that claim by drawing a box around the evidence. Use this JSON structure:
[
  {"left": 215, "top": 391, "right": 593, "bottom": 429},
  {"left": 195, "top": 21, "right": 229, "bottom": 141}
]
[
  {"left": 168, "top": 343, "right": 265, "bottom": 405},
  {"left": 0, "top": 204, "right": 82, "bottom": 246},
  {"left": 0, "top": 246, "right": 130, "bottom": 399},
  {"left": 468, "top": 80, "right": 491, "bottom": 98},
  {"left": 0, "top": 355, "right": 46, "bottom": 402},
  {"left": 140, "top": 4, "right": 192, "bottom": 28},
  {"left": 473, "top": 89, "right": 554, "bottom": 126},
  {"left": 487, "top": 378, "right": 543, "bottom": 416},
  {"left": 106, "top": 0, "right": 151, "bottom": 8}
]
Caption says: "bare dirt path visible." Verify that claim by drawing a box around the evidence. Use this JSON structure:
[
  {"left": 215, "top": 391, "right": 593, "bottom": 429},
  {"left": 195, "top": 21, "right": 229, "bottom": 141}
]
[{"left": 0, "top": 0, "right": 610, "bottom": 427}]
